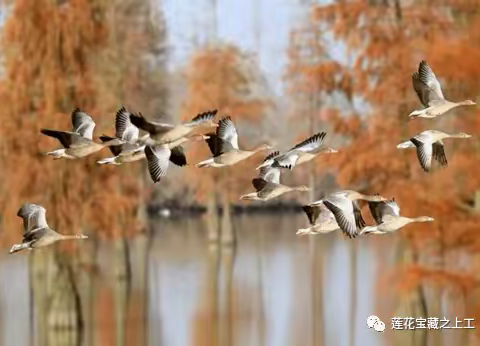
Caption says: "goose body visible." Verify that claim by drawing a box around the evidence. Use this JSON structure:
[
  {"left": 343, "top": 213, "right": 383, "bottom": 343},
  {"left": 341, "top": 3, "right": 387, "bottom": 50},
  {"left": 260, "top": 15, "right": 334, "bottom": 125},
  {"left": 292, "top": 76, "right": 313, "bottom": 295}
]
[
  {"left": 296, "top": 203, "right": 339, "bottom": 235},
  {"left": 9, "top": 203, "right": 88, "bottom": 254},
  {"left": 360, "top": 197, "right": 434, "bottom": 235},
  {"left": 240, "top": 152, "right": 309, "bottom": 201},
  {"left": 409, "top": 60, "right": 475, "bottom": 119},
  {"left": 397, "top": 130, "right": 471, "bottom": 172},
  {"left": 196, "top": 116, "right": 273, "bottom": 168},
  {"left": 41, "top": 108, "right": 124, "bottom": 159},
  {"left": 314, "top": 190, "right": 388, "bottom": 238},
  {"left": 256, "top": 132, "right": 337, "bottom": 170},
  {"left": 129, "top": 109, "right": 218, "bottom": 145}
]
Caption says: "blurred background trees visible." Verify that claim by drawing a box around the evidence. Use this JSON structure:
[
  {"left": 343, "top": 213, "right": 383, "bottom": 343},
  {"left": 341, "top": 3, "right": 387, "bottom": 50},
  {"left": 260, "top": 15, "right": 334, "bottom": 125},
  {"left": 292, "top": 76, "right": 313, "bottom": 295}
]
[{"left": 1, "top": 0, "right": 480, "bottom": 345}]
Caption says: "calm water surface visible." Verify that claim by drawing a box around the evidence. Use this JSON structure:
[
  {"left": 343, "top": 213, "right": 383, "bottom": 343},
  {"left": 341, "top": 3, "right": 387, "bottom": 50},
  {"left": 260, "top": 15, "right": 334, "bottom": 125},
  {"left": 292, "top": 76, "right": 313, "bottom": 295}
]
[{"left": 0, "top": 213, "right": 472, "bottom": 346}]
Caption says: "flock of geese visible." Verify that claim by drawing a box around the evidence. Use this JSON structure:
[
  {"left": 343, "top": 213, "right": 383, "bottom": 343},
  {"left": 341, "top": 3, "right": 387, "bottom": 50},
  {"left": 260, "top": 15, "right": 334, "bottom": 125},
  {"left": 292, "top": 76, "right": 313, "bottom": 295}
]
[{"left": 9, "top": 60, "right": 477, "bottom": 253}]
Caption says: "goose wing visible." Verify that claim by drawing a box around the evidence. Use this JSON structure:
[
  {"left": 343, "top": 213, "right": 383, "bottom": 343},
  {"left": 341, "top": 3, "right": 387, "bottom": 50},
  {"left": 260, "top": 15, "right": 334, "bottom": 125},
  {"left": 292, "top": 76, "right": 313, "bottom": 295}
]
[
  {"left": 17, "top": 203, "right": 49, "bottom": 234},
  {"left": 304, "top": 203, "right": 337, "bottom": 225},
  {"left": 186, "top": 109, "right": 218, "bottom": 126},
  {"left": 71, "top": 108, "right": 96, "bottom": 140},
  {"left": 169, "top": 145, "right": 187, "bottom": 166},
  {"left": 290, "top": 132, "right": 326, "bottom": 153},
  {"left": 41, "top": 129, "right": 90, "bottom": 148},
  {"left": 412, "top": 61, "right": 445, "bottom": 107},
  {"left": 302, "top": 205, "right": 321, "bottom": 225},
  {"left": 432, "top": 141, "right": 448, "bottom": 167},
  {"left": 145, "top": 145, "right": 171, "bottom": 183},
  {"left": 290, "top": 132, "right": 327, "bottom": 152},
  {"left": 322, "top": 196, "right": 361, "bottom": 238},
  {"left": 115, "top": 107, "right": 139, "bottom": 142},
  {"left": 410, "top": 137, "right": 433, "bottom": 172},
  {"left": 258, "top": 166, "right": 280, "bottom": 184},
  {"left": 272, "top": 152, "right": 300, "bottom": 170},
  {"left": 100, "top": 135, "right": 123, "bottom": 156},
  {"left": 217, "top": 116, "right": 239, "bottom": 149},
  {"left": 368, "top": 197, "right": 400, "bottom": 225},
  {"left": 205, "top": 132, "right": 234, "bottom": 157},
  {"left": 129, "top": 113, "right": 174, "bottom": 135},
  {"left": 252, "top": 178, "right": 269, "bottom": 192}
]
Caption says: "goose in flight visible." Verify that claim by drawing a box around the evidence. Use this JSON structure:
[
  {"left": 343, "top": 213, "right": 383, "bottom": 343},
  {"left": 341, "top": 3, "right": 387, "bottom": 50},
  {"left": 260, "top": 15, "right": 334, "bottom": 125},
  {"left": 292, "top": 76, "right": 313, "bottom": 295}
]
[
  {"left": 196, "top": 116, "right": 273, "bottom": 168},
  {"left": 96, "top": 106, "right": 146, "bottom": 164},
  {"left": 255, "top": 132, "right": 337, "bottom": 170},
  {"left": 144, "top": 142, "right": 190, "bottom": 183},
  {"left": 10, "top": 203, "right": 88, "bottom": 254},
  {"left": 408, "top": 60, "right": 476, "bottom": 119},
  {"left": 129, "top": 109, "right": 218, "bottom": 145},
  {"left": 360, "top": 196, "right": 434, "bottom": 235},
  {"left": 397, "top": 130, "right": 471, "bottom": 172},
  {"left": 312, "top": 190, "right": 388, "bottom": 238},
  {"left": 296, "top": 203, "right": 340, "bottom": 236},
  {"left": 240, "top": 151, "right": 309, "bottom": 201},
  {"left": 41, "top": 108, "right": 124, "bottom": 159}
]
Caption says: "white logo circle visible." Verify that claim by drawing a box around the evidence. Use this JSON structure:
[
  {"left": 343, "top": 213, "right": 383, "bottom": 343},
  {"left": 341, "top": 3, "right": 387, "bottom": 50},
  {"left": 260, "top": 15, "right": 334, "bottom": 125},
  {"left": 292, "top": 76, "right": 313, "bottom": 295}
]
[
  {"left": 367, "top": 315, "right": 380, "bottom": 328},
  {"left": 373, "top": 320, "right": 386, "bottom": 332}
]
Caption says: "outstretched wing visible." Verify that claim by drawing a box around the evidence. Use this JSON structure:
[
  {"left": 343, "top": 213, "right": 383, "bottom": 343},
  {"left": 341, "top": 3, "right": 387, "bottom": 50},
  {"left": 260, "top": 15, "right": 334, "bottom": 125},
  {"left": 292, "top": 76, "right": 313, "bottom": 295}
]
[
  {"left": 302, "top": 205, "right": 321, "bottom": 225},
  {"left": 323, "top": 197, "right": 359, "bottom": 238},
  {"left": 115, "top": 107, "right": 139, "bottom": 142},
  {"left": 205, "top": 132, "right": 234, "bottom": 157},
  {"left": 100, "top": 135, "right": 122, "bottom": 156},
  {"left": 368, "top": 196, "right": 400, "bottom": 225},
  {"left": 169, "top": 145, "right": 187, "bottom": 166},
  {"left": 17, "top": 203, "right": 49, "bottom": 234},
  {"left": 129, "top": 113, "right": 173, "bottom": 135},
  {"left": 432, "top": 142, "right": 448, "bottom": 167},
  {"left": 412, "top": 61, "right": 445, "bottom": 107},
  {"left": 186, "top": 109, "right": 218, "bottom": 126},
  {"left": 217, "top": 116, "right": 239, "bottom": 149},
  {"left": 252, "top": 178, "right": 269, "bottom": 192},
  {"left": 145, "top": 145, "right": 171, "bottom": 183},
  {"left": 410, "top": 137, "right": 433, "bottom": 172},
  {"left": 258, "top": 166, "right": 280, "bottom": 184},
  {"left": 290, "top": 132, "right": 326, "bottom": 153},
  {"left": 71, "top": 108, "right": 96, "bottom": 139},
  {"left": 41, "top": 129, "right": 89, "bottom": 148}
]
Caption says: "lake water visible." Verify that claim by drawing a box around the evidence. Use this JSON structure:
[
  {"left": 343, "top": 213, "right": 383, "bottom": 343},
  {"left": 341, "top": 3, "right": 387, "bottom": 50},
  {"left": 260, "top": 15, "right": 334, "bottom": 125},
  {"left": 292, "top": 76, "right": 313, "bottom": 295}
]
[{"left": 0, "top": 213, "right": 475, "bottom": 346}]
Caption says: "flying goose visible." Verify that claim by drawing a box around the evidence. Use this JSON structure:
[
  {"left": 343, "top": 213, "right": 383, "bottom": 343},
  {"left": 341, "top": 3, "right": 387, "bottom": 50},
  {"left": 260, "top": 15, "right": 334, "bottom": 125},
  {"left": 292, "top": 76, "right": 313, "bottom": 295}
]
[
  {"left": 96, "top": 107, "right": 208, "bottom": 165},
  {"left": 255, "top": 132, "right": 337, "bottom": 170},
  {"left": 312, "top": 190, "right": 388, "bottom": 238},
  {"left": 408, "top": 60, "right": 476, "bottom": 119},
  {"left": 98, "top": 133, "right": 207, "bottom": 165},
  {"left": 240, "top": 151, "right": 309, "bottom": 201},
  {"left": 296, "top": 203, "right": 340, "bottom": 235},
  {"left": 129, "top": 109, "right": 218, "bottom": 145},
  {"left": 10, "top": 203, "right": 88, "bottom": 254},
  {"left": 144, "top": 143, "right": 189, "bottom": 183},
  {"left": 397, "top": 130, "right": 471, "bottom": 172},
  {"left": 41, "top": 108, "right": 124, "bottom": 159},
  {"left": 195, "top": 116, "right": 273, "bottom": 168},
  {"left": 360, "top": 196, "right": 434, "bottom": 235}
]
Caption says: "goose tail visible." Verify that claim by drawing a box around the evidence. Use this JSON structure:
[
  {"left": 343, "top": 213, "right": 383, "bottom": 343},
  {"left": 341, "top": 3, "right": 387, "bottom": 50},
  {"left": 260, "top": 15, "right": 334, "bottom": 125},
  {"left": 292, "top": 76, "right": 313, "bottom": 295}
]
[
  {"left": 97, "top": 157, "right": 120, "bottom": 165},
  {"left": 359, "top": 225, "right": 379, "bottom": 235},
  {"left": 195, "top": 158, "right": 214, "bottom": 168}
]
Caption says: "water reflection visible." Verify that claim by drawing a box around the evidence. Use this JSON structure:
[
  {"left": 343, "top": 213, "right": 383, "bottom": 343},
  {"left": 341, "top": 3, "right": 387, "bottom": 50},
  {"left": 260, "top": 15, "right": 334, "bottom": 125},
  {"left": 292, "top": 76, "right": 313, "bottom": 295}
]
[{"left": 0, "top": 213, "right": 470, "bottom": 346}]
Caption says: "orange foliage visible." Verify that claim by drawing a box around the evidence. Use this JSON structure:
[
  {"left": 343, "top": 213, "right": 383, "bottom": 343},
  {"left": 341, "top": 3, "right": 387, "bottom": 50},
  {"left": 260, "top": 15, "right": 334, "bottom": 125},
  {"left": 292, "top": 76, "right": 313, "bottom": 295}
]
[
  {"left": 289, "top": 0, "right": 480, "bottom": 319},
  {"left": 0, "top": 0, "right": 167, "bottom": 243},
  {"left": 181, "top": 44, "right": 272, "bottom": 202}
]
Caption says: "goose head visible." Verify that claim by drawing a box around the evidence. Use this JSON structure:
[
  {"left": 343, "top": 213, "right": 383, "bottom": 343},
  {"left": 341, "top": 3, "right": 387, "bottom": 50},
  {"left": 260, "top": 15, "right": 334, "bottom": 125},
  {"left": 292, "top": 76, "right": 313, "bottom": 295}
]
[{"left": 460, "top": 100, "right": 476, "bottom": 106}]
